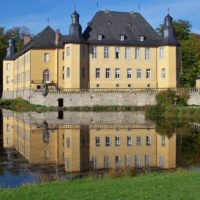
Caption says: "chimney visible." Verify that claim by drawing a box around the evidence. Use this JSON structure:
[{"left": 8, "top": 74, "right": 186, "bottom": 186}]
[
  {"left": 24, "top": 35, "right": 32, "bottom": 46},
  {"left": 55, "top": 29, "right": 61, "bottom": 46}
]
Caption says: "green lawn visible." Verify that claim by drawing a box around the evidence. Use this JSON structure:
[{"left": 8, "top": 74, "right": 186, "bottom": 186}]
[{"left": 1, "top": 171, "right": 200, "bottom": 200}]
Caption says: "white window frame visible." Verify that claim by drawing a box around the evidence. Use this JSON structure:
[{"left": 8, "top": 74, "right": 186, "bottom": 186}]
[
  {"left": 92, "top": 46, "right": 97, "bottom": 58},
  {"left": 127, "top": 68, "right": 132, "bottom": 79},
  {"left": 44, "top": 53, "right": 50, "bottom": 62},
  {"left": 145, "top": 154, "right": 151, "bottom": 166},
  {"left": 146, "top": 136, "right": 151, "bottom": 146},
  {"left": 145, "top": 48, "right": 150, "bottom": 60},
  {"left": 146, "top": 68, "right": 151, "bottom": 79},
  {"left": 137, "top": 68, "right": 142, "bottom": 79},
  {"left": 43, "top": 69, "right": 50, "bottom": 83},
  {"left": 115, "top": 47, "right": 120, "bottom": 59},
  {"left": 160, "top": 47, "right": 164, "bottom": 60},
  {"left": 66, "top": 67, "right": 70, "bottom": 78},
  {"left": 127, "top": 136, "right": 132, "bottom": 146},
  {"left": 161, "top": 68, "right": 166, "bottom": 79},
  {"left": 105, "top": 136, "right": 110, "bottom": 146},
  {"left": 96, "top": 136, "right": 100, "bottom": 147},
  {"left": 125, "top": 47, "right": 130, "bottom": 59},
  {"left": 104, "top": 47, "right": 109, "bottom": 59},
  {"left": 136, "top": 136, "right": 141, "bottom": 146},
  {"left": 135, "top": 155, "right": 141, "bottom": 167},
  {"left": 115, "top": 136, "right": 120, "bottom": 146},
  {"left": 135, "top": 48, "right": 140, "bottom": 60},
  {"left": 125, "top": 155, "right": 131, "bottom": 167},
  {"left": 105, "top": 68, "right": 110, "bottom": 79},
  {"left": 115, "top": 68, "right": 120, "bottom": 79},
  {"left": 95, "top": 68, "right": 100, "bottom": 79},
  {"left": 66, "top": 47, "right": 70, "bottom": 56},
  {"left": 104, "top": 155, "right": 109, "bottom": 168}
]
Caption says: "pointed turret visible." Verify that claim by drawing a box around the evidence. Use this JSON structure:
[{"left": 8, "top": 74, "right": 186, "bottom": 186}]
[
  {"left": 69, "top": 11, "right": 82, "bottom": 36},
  {"left": 161, "top": 14, "right": 179, "bottom": 45}
]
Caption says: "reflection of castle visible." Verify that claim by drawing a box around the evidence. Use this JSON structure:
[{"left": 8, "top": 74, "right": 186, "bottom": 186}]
[{"left": 3, "top": 110, "right": 176, "bottom": 172}]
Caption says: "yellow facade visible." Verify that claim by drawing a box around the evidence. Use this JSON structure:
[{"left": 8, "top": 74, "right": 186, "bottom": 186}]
[
  {"left": 3, "top": 11, "right": 180, "bottom": 94},
  {"left": 3, "top": 113, "right": 176, "bottom": 171},
  {"left": 196, "top": 79, "right": 200, "bottom": 88}
]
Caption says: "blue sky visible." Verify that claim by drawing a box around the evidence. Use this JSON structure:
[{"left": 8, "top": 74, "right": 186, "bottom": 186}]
[{"left": 0, "top": 0, "right": 200, "bottom": 35}]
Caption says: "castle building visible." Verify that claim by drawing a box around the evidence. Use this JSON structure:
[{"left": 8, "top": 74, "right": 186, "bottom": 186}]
[{"left": 3, "top": 10, "right": 180, "bottom": 96}]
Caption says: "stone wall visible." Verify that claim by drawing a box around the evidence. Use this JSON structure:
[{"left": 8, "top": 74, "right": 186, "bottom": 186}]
[
  {"left": 3, "top": 89, "right": 200, "bottom": 106},
  {"left": 30, "top": 91, "right": 157, "bottom": 107}
]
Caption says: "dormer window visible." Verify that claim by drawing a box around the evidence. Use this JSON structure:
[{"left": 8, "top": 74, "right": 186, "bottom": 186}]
[
  {"left": 120, "top": 35, "right": 125, "bottom": 41},
  {"left": 139, "top": 35, "right": 145, "bottom": 42},
  {"left": 98, "top": 34, "right": 103, "bottom": 40}
]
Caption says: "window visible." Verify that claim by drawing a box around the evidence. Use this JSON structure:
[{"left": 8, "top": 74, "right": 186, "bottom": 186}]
[
  {"left": 115, "top": 47, "right": 120, "bottom": 59},
  {"left": 145, "top": 155, "right": 151, "bottom": 166},
  {"left": 146, "top": 69, "right": 151, "bottom": 79},
  {"left": 44, "top": 150, "right": 50, "bottom": 160},
  {"left": 96, "top": 68, "right": 100, "bottom": 78},
  {"left": 145, "top": 48, "right": 150, "bottom": 59},
  {"left": 137, "top": 69, "right": 142, "bottom": 79},
  {"left": 6, "top": 76, "right": 10, "bottom": 84},
  {"left": 125, "top": 47, "right": 130, "bottom": 59},
  {"left": 146, "top": 136, "right": 151, "bottom": 146},
  {"left": 139, "top": 35, "right": 145, "bottom": 41},
  {"left": 161, "top": 68, "right": 166, "bottom": 79},
  {"left": 44, "top": 53, "right": 49, "bottom": 62},
  {"left": 82, "top": 68, "right": 86, "bottom": 79},
  {"left": 136, "top": 136, "right": 141, "bottom": 146},
  {"left": 115, "top": 68, "right": 120, "bottom": 79},
  {"left": 104, "top": 47, "right": 109, "bottom": 58},
  {"left": 115, "top": 136, "right": 120, "bottom": 146},
  {"left": 115, "top": 156, "right": 120, "bottom": 167},
  {"left": 161, "top": 135, "right": 166, "bottom": 146},
  {"left": 96, "top": 136, "right": 100, "bottom": 147},
  {"left": 105, "top": 68, "right": 110, "bottom": 79},
  {"left": 6, "top": 63, "right": 10, "bottom": 70},
  {"left": 66, "top": 138, "right": 70, "bottom": 148},
  {"left": 125, "top": 155, "right": 131, "bottom": 167},
  {"left": 92, "top": 156, "right": 97, "bottom": 169},
  {"left": 98, "top": 34, "right": 103, "bottom": 40},
  {"left": 127, "top": 68, "right": 132, "bottom": 79},
  {"left": 159, "top": 155, "right": 164, "bottom": 168},
  {"left": 66, "top": 47, "right": 70, "bottom": 56},
  {"left": 135, "top": 48, "right": 140, "bottom": 59},
  {"left": 62, "top": 51, "right": 65, "bottom": 60},
  {"left": 43, "top": 69, "right": 50, "bottom": 83},
  {"left": 160, "top": 47, "right": 164, "bottom": 60},
  {"left": 105, "top": 136, "right": 110, "bottom": 146},
  {"left": 66, "top": 67, "right": 70, "bottom": 78},
  {"left": 127, "top": 136, "right": 132, "bottom": 146},
  {"left": 92, "top": 46, "right": 97, "bottom": 58},
  {"left": 120, "top": 35, "right": 125, "bottom": 41},
  {"left": 104, "top": 156, "right": 109, "bottom": 168},
  {"left": 135, "top": 155, "right": 141, "bottom": 167}
]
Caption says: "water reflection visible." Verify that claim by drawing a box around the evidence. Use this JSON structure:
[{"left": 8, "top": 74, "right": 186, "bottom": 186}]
[{"left": 1, "top": 109, "right": 200, "bottom": 187}]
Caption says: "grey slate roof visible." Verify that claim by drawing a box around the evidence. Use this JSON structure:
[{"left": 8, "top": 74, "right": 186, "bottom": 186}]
[
  {"left": 83, "top": 11, "right": 162, "bottom": 46},
  {"left": 5, "top": 26, "right": 60, "bottom": 60},
  {"left": 5, "top": 10, "right": 179, "bottom": 61}
]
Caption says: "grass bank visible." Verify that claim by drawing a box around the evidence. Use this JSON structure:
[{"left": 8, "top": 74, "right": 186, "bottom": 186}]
[
  {"left": 0, "top": 98, "right": 147, "bottom": 112},
  {"left": 0, "top": 171, "right": 200, "bottom": 200}
]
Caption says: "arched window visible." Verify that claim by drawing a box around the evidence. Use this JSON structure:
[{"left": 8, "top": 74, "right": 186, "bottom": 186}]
[{"left": 43, "top": 69, "right": 50, "bottom": 83}]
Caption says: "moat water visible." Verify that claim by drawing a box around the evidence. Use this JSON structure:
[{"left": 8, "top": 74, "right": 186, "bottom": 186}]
[{"left": 0, "top": 109, "right": 200, "bottom": 188}]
